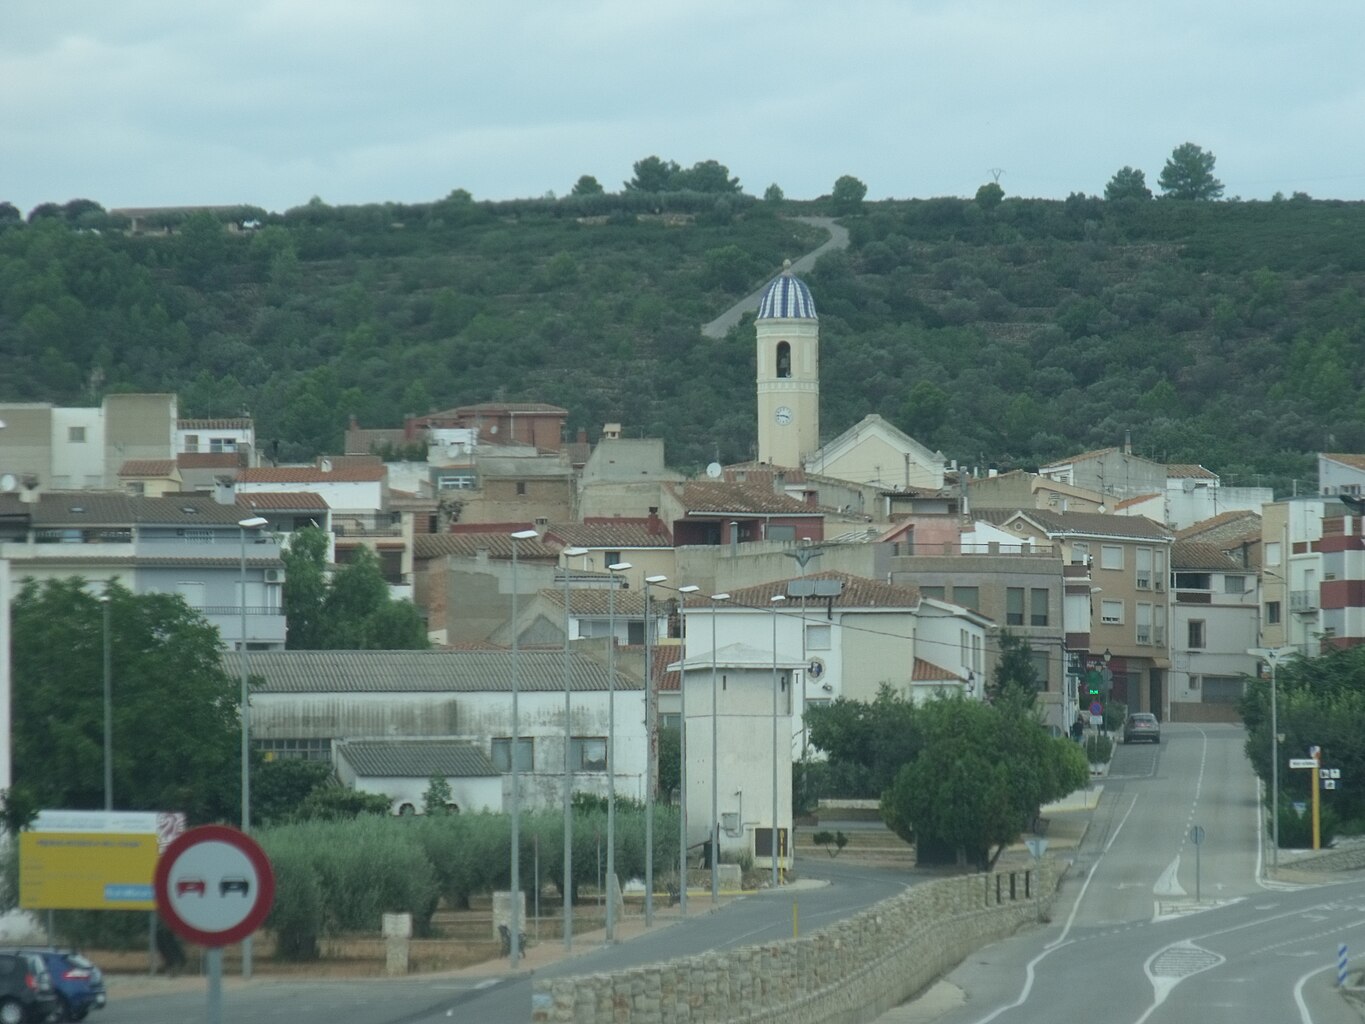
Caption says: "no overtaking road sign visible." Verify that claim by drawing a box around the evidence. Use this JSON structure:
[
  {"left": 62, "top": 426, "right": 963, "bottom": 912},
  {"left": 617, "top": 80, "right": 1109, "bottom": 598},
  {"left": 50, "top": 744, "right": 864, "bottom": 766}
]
[{"left": 153, "top": 825, "right": 275, "bottom": 947}]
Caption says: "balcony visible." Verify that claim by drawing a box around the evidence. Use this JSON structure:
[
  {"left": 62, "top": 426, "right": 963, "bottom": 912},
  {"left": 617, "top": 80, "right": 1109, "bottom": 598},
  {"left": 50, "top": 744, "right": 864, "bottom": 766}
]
[{"left": 1290, "top": 590, "right": 1318, "bottom": 613}]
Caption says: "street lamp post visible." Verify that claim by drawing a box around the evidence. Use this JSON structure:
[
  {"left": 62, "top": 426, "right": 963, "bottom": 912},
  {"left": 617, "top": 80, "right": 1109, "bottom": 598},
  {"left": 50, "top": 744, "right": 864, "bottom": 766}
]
[
  {"left": 508, "top": 528, "right": 539, "bottom": 968},
  {"left": 1250, "top": 646, "right": 1293, "bottom": 869},
  {"left": 236, "top": 514, "right": 268, "bottom": 980},
  {"left": 605, "top": 560, "right": 632, "bottom": 941},
  {"left": 676, "top": 584, "right": 700, "bottom": 915},
  {"left": 560, "top": 546, "right": 587, "bottom": 951},
  {"left": 642, "top": 574, "right": 668, "bottom": 927},
  {"left": 100, "top": 590, "right": 112, "bottom": 811},
  {"left": 709, "top": 592, "right": 730, "bottom": 901},
  {"left": 770, "top": 594, "right": 785, "bottom": 889}
]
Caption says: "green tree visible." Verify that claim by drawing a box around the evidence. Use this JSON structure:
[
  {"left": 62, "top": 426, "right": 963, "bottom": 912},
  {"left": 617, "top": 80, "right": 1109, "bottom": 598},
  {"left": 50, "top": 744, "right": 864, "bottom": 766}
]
[
  {"left": 9, "top": 580, "right": 242, "bottom": 824},
  {"left": 900, "top": 380, "right": 950, "bottom": 442},
  {"left": 1104, "top": 166, "right": 1152, "bottom": 201},
  {"left": 989, "top": 631, "right": 1042, "bottom": 707},
  {"left": 673, "top": 160, "right": 741, "bottom": 194},
  {"left": 625, "top": 156, "right": 681, "bottom": 192},
  {"left": 284, "top": 529, "right": 428, "bottom": 650},
  {"left": 423, "top": 775, "right": 454, "bottom": 816},
  {"left": 253, "top": 758, "right": 334, "bottom": 826},
  {"left": 1159, "top": 142, "right": 1224, "bottom": 200},
  {"left": 571, "top": 175, "right": 604, "bottom": 196},
  {"left": 805, "top": 685, "right": 921, "bottom": 797},
  {"left": 0, "top": 202, "right": 22, "bottom": 226},
  {"left": 880, "top": 697, "right": 1086, "bottom": 868},
  {"left": 763, "top": 184, "right": 785, "bottom": 203},
  {"left": 658, "top": 727, "right": 680, "bottom": 802},
  {"left": 975, "top": 182, "right": 1005, "bottom": 211},
  {"left": 831, "top": 175, "right": 868, "bottom": 215}
]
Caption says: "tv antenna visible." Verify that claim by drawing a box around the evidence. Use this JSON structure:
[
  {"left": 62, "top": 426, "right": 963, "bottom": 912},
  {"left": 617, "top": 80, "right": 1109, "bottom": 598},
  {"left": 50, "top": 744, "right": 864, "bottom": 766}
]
[{"left": 988, "top": 168, "right": 1005, "bottom": 183}]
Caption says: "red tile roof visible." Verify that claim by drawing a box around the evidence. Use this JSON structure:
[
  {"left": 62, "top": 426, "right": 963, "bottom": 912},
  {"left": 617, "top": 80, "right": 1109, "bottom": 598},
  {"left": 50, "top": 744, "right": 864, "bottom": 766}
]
[
  {"left": 239, "top": 491, "right": 329, "bottom": 511},
  {"left": 177, "top": 452, "right": 242, "bottom": 469},
  {"left": 1166, "top": 464, "right": 1218, "bottom": 479},
  {"left": 1322, "top": 453, "right": 1365, "bottom": 471},
  {"left": 239, "top": 464, "right": 385, "bottom": 483},
  {"left": 690, "top": 571, "right": 919, "bottom": 610},
  {"left": 118, "top": 459, "right": 176, "bottom": 477},
  {"left": 912, "top": 658, "right": 965, "bottom": 682},
  {"left": 674, "top": 481, "right": 822, "bottom": 516},
  {"left": 545, "top": 520, "right": 673, "bottom": 548}
]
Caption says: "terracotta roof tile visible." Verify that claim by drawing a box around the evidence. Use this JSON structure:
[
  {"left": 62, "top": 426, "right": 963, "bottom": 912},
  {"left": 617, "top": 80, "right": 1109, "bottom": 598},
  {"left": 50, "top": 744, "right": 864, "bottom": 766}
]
[
  {"left": 118, "top": 459, "right": 176, "bottom": 477},
  {"left": 239, "top": 464, "right": 386, "bottom": 483},
  {"left": 545, "top": 520, "right": 673, "bottom": 548},
  {"left": 240, "top": 491, "right": 329, "bottom": 511},
  {"left": 413, "top": 533, "right": 558, "bottom": 560},
  {"left": 912, "top": 658, "right": 965, "bottom": 682},
  {"left": 1166, "top": 464, "right": 1218, "bottom": 479},
  {"left": 687, "top": 570, "right": 919, "bottom": 610},
  {"left": 674, "top": 480, "right": 822, "bottom": 516},
  {"left": 177, "top": 452, "right": 242, "bottom": 469},
  {"left": 1172, "top": 540, "right": 1245, "bottom": 571},
  {"left": 1322, "top": 453, "right": 1365, "bottom": 471},
  {"left": 178, "top": 418, "right": 252, "bottom": 430}
]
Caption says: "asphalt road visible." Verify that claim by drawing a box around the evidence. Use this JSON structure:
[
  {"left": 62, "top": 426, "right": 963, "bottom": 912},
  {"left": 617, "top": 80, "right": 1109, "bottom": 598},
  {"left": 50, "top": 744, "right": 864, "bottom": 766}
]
[
  {"left": 99, "top": 856, "right": 913, "bottom": 1024},
  {"left": 893, "top": 723, "right": 1365, "bottom": 1024}
]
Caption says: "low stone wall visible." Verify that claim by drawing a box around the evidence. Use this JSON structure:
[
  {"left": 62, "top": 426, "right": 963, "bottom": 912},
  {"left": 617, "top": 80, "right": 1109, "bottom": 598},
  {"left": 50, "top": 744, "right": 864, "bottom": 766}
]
[{"left": 532, "top": 861, "right": 1061, "bottom": 1024}]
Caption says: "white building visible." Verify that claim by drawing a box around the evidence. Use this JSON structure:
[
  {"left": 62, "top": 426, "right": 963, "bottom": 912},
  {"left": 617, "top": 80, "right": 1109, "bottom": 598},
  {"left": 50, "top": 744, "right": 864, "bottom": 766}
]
[{"left": 1168, "top": 540, "right": 1260, "bottom": 719}]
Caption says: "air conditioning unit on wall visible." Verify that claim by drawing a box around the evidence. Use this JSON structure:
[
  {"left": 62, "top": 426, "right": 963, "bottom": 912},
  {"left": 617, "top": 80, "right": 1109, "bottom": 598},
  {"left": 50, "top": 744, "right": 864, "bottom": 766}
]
[{"left": 264, "top": 568, "right": 285, "bottom": 583}]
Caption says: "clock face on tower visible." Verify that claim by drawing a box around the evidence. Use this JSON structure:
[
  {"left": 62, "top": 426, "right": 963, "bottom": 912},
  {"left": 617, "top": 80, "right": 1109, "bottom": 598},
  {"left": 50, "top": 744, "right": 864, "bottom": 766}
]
[{"left": 774, "top": 406, "right": 793, "bottom": 425}]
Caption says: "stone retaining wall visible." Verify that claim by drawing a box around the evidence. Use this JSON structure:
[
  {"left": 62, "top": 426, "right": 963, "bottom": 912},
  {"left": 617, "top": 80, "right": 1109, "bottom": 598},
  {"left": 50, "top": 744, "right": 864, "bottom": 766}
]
[{"left": 532, "top": 861, "right": 1061, "bottom": 1024}]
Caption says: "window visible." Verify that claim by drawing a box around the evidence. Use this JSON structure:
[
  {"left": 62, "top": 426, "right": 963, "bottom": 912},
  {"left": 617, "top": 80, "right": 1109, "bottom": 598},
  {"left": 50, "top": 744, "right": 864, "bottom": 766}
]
[
  {"left": 627, "top": 621, "right": 645, "bottom": 645},
  {"left": 183, "top": 433, "right": 200, "bottom": 452},
  {"left": 125, "top": 482, "right": 145, "bottom": 496},
  {"left": 1030, "top": 588, "right": 1049, "bottom": 626},
  {"left": 1006, "top": 588, "right": 1025, "bottom": 626},
  {"left": 775, "top": 341, "right": 791, "bottom": 378},
  {"left": 570, "top": 737, "right": 607, "bottom": 772},
  {"left": 1154, "top": 603, "right": 1166, "bottom": 645},
  {"left": 952, "top": 586, "right": 979, "bottom": 611},
  {"left": 919, "top": 585, "right": 945, "bottom": 600},
  {"left": 515, "top": 481, "right": 527, "bottom": 496},
  {"left": 1029, "top": 650, "right": 1049, "bottom": 689},
  {"left": 438, "top": 472, "right": 476, "bottom": 490},
  {"left": 1070, "top": 542, "right": 1090, "bottom": 565},
  {"left": 806, "top": 623, "right": 831, "bottom": 650},
  {"left": 1135, "top": 602, "right": 1152, "bottom": 645},
  {"left": 1188, "top": 620, "right": 1205, "bottom": 649},
  {"left": 1266, "top": 601, "right": 1282, "bottom": 625},
  {"left": 1175, "top": 572, "right": 1212, "bottom": 590},
  {"left": 1265, "top": 542, "right": 1282, "bottom": 567},
  {"left": 1135, "top": 547, "right": 1152, "bottom": 589},
  {"left": 1154, "top": 550, "right": 1166, "bottom": 590},
  {"left": 256, "top": 738, "right": 331, "bottom": 762},
  {"left": 972, "top": 633, "right": 983, "bottom": 673},
  {"left": 209, "top": 437, "right": 237, "bottom": 453},
  {"left": 1100, "top": 545, "right": 1124, "bottom": 571},
  {"left": 491, "top": 737, "right": 534, "bottom": 772},
  {"left": 1101, "top": 599, "right": 1123, "bottom": 625},
  {"left": 604, "top": 551, "right": 622, "bottom": 568},
  {"left": 68, "top": 426, "right": 86, "bottom": 443},
  {"left": 767, "top": 524, "right": 795, "bottom": 542},
  {"left": 1224, "top": 575, "right": 1246, "bottom": 594}
]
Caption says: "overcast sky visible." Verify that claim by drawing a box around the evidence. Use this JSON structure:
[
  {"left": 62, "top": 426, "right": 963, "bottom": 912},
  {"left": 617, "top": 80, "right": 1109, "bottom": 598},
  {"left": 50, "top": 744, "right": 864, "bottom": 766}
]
[{"left": 6, "top": 1, "right": 1365, "bottom": 215}]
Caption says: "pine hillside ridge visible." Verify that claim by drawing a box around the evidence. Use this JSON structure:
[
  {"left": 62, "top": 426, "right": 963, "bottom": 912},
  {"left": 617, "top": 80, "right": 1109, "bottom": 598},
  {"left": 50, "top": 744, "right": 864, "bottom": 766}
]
[{"left": 0, "top": 191, "right": 1359, "bottom": 492}]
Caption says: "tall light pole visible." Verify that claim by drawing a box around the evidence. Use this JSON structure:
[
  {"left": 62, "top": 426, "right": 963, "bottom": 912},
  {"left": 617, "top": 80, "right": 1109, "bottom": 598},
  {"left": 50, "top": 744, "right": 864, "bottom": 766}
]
[
  {"left": 770, "top": 594, "right": 785, "bottom": 889},
  {"left": 100, "top": 590, "right": 112, "bottom": 811},
  {"left": 560, "top": 545, "right": 587, "bottom": 951},
  {"left": 642, "top": 574, "right": 668, "bottom": 926},
  {"left": 676, "top": 584, "right": 700, "bottom": 915},
  {"left": 236, "top": 514, "right": 268, "bottom": 980},
  {"left": 605, "top": 560, "right": 632, "bottom": 941},
  {"left": 1250, "top": 645, "right": 1293, "bottom": 869},
  {"left": 508, "top": 528, "right": 538, "bottom": 968},
  {"left": 782, "top": 547, "right": 822, "bottom": 806},
  {"left": 709, "top": 592, "right": 730, "bottom": 901}
]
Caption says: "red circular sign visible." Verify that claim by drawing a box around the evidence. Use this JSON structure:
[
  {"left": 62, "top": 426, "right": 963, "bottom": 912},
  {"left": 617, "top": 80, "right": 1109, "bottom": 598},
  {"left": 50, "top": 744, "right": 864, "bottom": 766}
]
[{"left": 154, "top": 825, "right": 275, "bottom": 947}]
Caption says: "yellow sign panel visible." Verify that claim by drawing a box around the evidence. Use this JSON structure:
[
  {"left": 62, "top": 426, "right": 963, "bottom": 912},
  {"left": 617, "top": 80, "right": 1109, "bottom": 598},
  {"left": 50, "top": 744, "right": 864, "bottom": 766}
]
[{"left": 20, "top": 832, "right": 160, "bottom": 911}]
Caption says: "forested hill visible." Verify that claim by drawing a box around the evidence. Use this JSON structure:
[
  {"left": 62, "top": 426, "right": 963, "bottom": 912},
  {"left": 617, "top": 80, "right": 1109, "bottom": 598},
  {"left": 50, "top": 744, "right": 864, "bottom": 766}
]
[{"left": 2, "top": 190, "right": 1363, "bottom": 493}]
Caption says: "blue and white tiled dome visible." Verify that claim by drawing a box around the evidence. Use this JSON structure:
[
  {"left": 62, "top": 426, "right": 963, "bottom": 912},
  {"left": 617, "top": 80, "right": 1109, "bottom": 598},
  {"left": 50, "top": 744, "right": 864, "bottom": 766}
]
[{"left": 756, "top": 260, "right": 817, "bottom": 320}]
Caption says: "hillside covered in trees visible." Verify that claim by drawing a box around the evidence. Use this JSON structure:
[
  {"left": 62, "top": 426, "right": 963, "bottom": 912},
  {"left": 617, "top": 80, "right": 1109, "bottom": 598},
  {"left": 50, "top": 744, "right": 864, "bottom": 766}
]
[{"left": 2, "top": 179, "right": 1362, "bottom": 493}]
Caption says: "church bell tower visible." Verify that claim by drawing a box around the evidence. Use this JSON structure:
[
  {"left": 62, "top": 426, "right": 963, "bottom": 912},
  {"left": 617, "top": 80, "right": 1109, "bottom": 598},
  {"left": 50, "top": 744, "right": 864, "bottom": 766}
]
[{"left": 755, "top": 260, "right": 819, "bottom": 468}]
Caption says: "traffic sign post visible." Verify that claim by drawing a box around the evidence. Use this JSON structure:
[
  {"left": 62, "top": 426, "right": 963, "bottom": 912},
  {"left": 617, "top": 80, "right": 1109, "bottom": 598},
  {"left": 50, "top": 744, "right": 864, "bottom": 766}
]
[
  {"left": 1189, "top": 825, "right": 1205, "bottom": 902},
  {"left": 154, "top": 826, "right": 275, "bottom": 1024}
]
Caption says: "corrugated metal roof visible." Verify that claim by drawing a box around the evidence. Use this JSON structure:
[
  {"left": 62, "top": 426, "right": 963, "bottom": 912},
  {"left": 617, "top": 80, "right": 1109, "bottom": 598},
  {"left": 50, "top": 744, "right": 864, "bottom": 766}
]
[
  {"left": 335, "top": 739, "right": 499, "bottom": 778},
  {"left": 229, "top": 649, "right": 637, "bottom": 693}
]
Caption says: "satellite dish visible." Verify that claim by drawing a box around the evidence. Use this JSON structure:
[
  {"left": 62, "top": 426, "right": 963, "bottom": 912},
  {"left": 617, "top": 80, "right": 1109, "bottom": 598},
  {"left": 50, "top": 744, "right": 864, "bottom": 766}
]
[
  {"left": 320, "top": 458, "right": 333, "bottom": 473},
  {"left": 706, "top": 462, "right": 723, "bottom": 479},
  {"left": 1182, "top": 478, "right": 1197, "bottom": 493},
  {"left": 0, "top": 474, "right": 16, "bottom": 492}
]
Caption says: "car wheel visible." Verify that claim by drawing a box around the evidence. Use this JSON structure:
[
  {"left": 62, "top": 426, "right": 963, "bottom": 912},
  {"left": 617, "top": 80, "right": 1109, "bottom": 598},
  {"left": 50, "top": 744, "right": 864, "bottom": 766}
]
[
  {"left": 70, "top": 1007, "right": 89, "bottom": 1023},
  {"left": 0, "top": 997, "right": 24, "bottom": 1024}
]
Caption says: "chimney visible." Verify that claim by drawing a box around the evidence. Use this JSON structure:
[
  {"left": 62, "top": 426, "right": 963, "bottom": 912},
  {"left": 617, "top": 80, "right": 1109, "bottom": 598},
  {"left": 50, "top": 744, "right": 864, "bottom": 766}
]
[
  {"left": 647, "top": 507, "right": 663, "bottom": 535},
  {"left": 577, "top": 428, "right": 588, "bottom": 444},
  {"left": 404, "top": 413, "right": 416, "bottom": 441},
  {"left": 213, "top": 475, "right": 236, "bottom": 505},
  {"left": 19, "top": 474, "right": 40, "bottom": 504}
]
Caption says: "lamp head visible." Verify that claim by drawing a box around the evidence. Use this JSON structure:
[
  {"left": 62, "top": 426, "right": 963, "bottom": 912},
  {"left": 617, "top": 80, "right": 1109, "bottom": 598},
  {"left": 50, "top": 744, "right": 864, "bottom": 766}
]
[
  {"left": 678, "top": 585, "right": 701, "bottom": 594},
  {"left": 711, "top": 592, "right": 731, "bottom": 602},
  {"left": 608, "top": 561, "right": 632, "bottom": 572},
  {"left": 770, "top": 595, "right": 786, "bottom": 604},
  {"left": 645, "top": 574, "right": 668, "bottom": 584},
  {"left": 510, "top": 529, "right": 539, "bottom": 540},
  {"left": 238, "top": 516, "right": 269, "bottom": 529},
  {"left": 562, "top": 545, "right": 589, "bottom": 557}
]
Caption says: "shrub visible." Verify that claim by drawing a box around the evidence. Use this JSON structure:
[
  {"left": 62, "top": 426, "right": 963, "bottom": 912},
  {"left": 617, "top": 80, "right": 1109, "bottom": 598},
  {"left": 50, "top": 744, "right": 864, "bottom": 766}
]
[{"left": 1085, "top": 734, "right": 1113, "bottom": 764}]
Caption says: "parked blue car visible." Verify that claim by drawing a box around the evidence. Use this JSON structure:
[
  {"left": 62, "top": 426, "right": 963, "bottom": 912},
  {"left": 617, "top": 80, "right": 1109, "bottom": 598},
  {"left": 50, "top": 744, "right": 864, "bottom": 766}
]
[{"left": 0, "top": 950, "right": 103, "bottom": 1023}]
